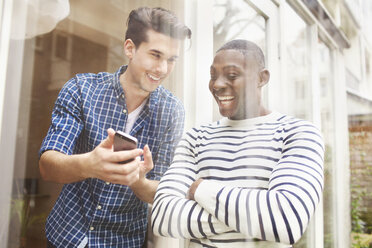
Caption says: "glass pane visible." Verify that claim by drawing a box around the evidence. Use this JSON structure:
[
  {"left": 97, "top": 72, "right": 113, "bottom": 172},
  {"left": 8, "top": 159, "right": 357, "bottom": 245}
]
[
  {"left": 7, "top": 1, "right": 184, "bottom": 247},
  {"left": 283, "top": 2, "right": 312, "bottom": 122},
  {"left": 348, "top": 72, "right": 372, "bottom": 244},
  {"left": 283, "top": 2, "right": 312, "bottom": 247},
  {"left": 214, "top": 0, "right": 266, "bottom": 52},
  {"left": 213, "top": 0, "right": 266, "bottom": 120},
  {"left": 318, "top": 39, "right": 335, "bottom": 248}
]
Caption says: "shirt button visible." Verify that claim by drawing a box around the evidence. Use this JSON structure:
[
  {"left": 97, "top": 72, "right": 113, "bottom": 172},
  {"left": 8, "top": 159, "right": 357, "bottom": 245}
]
[
  {"left": 122, "top": 109, "right": 127, "bottom": 114},
  {"left": 97, "top": 205, "right": 102, "bottom": 210},
  {"left": 90, "top": 226, "right": 94, "bottom": 231},
  {"left": 105, "top": 182, "right": 110, "bottom": 185},
  {"left": 121, "top": 94, "right": 125, "bottom": 99}
]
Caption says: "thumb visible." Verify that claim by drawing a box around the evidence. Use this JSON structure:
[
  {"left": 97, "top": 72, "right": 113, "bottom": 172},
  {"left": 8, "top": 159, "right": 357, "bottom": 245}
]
[
  {"left": 143, "top": 145, "right": 154, "bottom": 172},
  {"left": 100, "top": 128, "right": 116, "bottom": 149}
]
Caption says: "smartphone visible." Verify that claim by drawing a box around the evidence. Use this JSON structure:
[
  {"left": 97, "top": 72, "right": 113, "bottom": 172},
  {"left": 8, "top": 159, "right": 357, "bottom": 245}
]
[{"left": 113, "top": 131, "right": 138, "bottom": 163}]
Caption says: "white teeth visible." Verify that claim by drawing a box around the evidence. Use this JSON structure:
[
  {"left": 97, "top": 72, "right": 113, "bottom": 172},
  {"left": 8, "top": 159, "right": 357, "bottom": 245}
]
[
  {"left": 218, "top": 96, "right": 234, "bottom": 101},
  {"left": 148, "top": 74, "right": 160, "bottom": 81}
]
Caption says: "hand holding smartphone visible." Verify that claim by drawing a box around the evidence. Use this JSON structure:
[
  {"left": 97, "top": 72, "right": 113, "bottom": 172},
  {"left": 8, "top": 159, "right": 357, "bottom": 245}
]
[{"left": 113, "top": 131, "right": 138, "bottom": 163}]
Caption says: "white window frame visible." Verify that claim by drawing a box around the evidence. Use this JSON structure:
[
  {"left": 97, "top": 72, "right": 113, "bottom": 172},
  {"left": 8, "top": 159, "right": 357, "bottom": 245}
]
[
  {"left": 0, "top": 0, "right": 14, "bottom": 246},
  {"left": 183, "top": 0, "right": 215, "bottom": 129},
  {"left": 0, "top": 0, "right": 30, "bottom": 246}
]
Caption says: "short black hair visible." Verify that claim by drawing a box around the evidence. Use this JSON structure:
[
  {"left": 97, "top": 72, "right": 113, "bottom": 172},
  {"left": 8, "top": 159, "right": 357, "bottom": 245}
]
[
  {"left": 125, "top": 7, "right": 192, "bottom": 48},
  {"left": 217, "top": 39, "right": 265, "bottom": 68}
]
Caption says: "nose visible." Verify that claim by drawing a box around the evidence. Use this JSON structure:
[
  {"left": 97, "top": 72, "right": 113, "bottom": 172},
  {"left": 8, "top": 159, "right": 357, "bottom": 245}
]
[
  {"left": 211, "top": 76, "right": 227, "bottom": 91},
  {"left": 156, "top": 59, "right": 168, "bottom": 75}
]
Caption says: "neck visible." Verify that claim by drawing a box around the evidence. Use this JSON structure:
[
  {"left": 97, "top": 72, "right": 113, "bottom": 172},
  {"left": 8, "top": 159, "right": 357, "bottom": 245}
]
[
  {"left": 243, "top": 98, "right": 269, "bottom": 119},
  {"left": 120, "top": 71, "right": 149, "bottom": 113},
  {"left": 241, "top": 108, "right": 268, "bottom": 119},
  {"left": 259, "top": 107, "right": 271, "bottom": 116},
  {"left": 252, "top": 94, "right": 270, "bottom": 117}
]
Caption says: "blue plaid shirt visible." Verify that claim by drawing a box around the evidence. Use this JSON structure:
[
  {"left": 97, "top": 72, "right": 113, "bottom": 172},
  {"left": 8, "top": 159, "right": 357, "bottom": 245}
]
[{"left": 39, "top": 66, "right": 185, "bottom": 247}]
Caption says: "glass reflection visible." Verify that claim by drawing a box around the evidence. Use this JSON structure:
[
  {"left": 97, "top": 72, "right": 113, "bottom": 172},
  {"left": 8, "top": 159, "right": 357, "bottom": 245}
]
[
  {"left": 318, "top": 39, "right": 335, "bottom": 248},
  {"left": 8, "top": 1, "right": 179, "bottom": 247},
  {"left": 284, "top": 2, "right": 311, "bottom": 121},
  {"left": 283, "top": 2, "right": 311, "bottom": 247}
]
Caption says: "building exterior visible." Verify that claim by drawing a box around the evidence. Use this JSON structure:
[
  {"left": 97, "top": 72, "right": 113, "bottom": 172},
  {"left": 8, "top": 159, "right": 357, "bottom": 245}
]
[{"left": 0, "top": 0, "right": 371, "bottom": 247}]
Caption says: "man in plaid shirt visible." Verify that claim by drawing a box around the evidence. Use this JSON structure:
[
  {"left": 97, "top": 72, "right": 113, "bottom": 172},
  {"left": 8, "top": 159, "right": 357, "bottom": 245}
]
[{"left": 39, "top": 7, "right": 191, "bottom": 248}]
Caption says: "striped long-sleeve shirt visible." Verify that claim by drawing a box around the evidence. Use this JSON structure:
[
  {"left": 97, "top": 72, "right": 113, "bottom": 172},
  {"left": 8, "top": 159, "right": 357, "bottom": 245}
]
[{"left": 151, "top": 112, "right": 324, "bottom": 248}]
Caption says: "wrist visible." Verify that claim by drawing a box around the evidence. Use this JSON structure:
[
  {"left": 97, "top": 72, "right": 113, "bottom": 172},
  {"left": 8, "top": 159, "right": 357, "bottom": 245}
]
[
  {"left": 130, "top": 176, "right": 148, "bottom": 190},
  {"left": 77, "top": 152, "right": 91, "bottom": 180},
  {"left": 188, "top": 178, "right": 203, "bottom": 200}
]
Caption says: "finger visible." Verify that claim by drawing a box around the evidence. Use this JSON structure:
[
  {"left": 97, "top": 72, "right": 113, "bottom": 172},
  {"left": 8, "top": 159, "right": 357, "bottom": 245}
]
[
  {"left": 119, "top": 162, "right": 139, "bottom": 176},
  {"left": 107, "top": 167, "right": 139, "bottom": 185},
  {"left": 143, "top": 145, "right": 153, "bottom": 166},
  {"left": 117, "top": 163, "right": 140, "bottom": 185},
  {"left": 143, "top": 145, "right": 154, "bottom": 172},
  {"left": 111, "top": 148, "right": 143, "bottom": 163},
  {"left": 103, "top": 159, "right": 139, "bottom": 176},
  {"left": 100, "top": 128, "right": 116, "bottom": 149}
]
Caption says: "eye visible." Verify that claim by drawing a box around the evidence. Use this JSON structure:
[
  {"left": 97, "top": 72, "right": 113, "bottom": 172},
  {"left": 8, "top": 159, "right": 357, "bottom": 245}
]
[
  {"left": 167, "top": 57, "right": 178, "bottom": 63},
  {"left": 210, "top": 73, "right": 217, "bottom": 81},
  {"left": 227, "top": 73, "right": 238, "bottom": 81},
  {"left": 151, "top": 53, "right": 161, "bottom": 59},
  {"left": 210, "top": 68, "right": 217, "bottom": 81}
]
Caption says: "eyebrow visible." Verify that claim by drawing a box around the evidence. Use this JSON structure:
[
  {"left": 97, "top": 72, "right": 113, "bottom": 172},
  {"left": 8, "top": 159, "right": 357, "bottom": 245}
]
[
  {"left": 150, "top": 49, "right": 179, "bottom": 60},
  {"left": 149, "top": 49, "right": 163, "bottom": 55},
  {"left": 223, "top": 65, "right": 241, "bottom": 70},
  {"left": 210, "top": 65, "right": 241, "bottom": 71}
]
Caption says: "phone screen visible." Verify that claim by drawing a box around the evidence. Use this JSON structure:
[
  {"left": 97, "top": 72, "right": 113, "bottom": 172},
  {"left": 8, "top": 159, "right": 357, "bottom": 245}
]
[
  {"left": 113, "top": 131, "right": 138, "bottom": 151},
  {"left": 113, "top": 131, "right": 138, "bottom": 163}
]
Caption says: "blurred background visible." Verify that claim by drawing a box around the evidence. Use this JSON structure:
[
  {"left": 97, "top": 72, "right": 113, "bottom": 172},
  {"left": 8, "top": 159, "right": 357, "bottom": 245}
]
[{"left": 0, "top": 0, "right": 371, "bottom": 247}]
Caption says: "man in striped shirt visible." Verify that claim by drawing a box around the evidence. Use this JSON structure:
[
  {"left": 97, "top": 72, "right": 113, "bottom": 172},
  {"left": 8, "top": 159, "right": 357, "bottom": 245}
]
[{"left": 152, "top": 40, "right": 324, "bottom": 247}]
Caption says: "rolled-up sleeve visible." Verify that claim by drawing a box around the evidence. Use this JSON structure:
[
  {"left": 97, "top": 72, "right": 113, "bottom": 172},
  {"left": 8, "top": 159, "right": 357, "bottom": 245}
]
[{"left": 39, "top": 77, "right": 84, "bottom": 157}]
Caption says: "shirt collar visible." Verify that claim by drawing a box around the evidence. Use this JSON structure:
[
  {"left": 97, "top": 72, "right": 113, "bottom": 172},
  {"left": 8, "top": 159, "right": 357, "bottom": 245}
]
[
  {"left": 113, "top": 65, "right": 160, "bottom": 111},
  {"left": 113, "top": 65, "right": 127, "bottom": 99}
]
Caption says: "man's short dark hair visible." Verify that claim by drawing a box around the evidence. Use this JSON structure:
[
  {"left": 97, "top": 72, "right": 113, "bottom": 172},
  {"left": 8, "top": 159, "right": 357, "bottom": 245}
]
[
  {"left": 125, "top": 7, "right": 192, "bottom": 48},
  {"left": 217, "top": 39, "right": 265, "bottom": 68}
]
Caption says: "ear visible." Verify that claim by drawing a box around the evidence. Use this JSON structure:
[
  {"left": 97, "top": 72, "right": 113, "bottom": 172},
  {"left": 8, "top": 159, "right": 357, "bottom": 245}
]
[
  {"left": 124, "top": 39, "right": 136, "bottom": 59},
  {"left": 258, "top": 69, "right": 270, "bottom": 88}
]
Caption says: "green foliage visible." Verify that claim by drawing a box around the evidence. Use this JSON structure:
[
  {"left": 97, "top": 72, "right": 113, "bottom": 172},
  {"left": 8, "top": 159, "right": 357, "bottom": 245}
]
[
  {"left": 349, "top": 131, "right": 372, "bottom": 248},
  {"left": 351, "top": 232, "right": 372, "bottom": 248},
  {"left": 351, "top": 187, "right": 366, "bottom": 233}
]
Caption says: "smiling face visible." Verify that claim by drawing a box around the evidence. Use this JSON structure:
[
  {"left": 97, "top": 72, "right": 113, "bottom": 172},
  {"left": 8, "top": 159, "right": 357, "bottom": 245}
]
[
  {"left": 209, "top": 49, "right": 269, "bottom": 120},
  {"left": 123, "top": 29, "right": 180, "bottom": 95}
]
